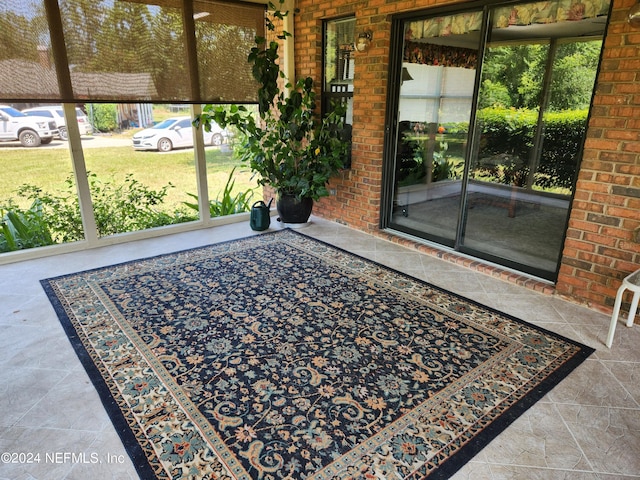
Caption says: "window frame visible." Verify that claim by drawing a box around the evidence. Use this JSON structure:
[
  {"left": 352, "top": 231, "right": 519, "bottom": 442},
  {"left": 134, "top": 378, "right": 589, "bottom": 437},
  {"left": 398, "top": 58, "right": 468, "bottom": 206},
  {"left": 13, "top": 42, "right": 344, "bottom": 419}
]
[{"left": 322, "top": 16, "right": 355, "bottom": 169}]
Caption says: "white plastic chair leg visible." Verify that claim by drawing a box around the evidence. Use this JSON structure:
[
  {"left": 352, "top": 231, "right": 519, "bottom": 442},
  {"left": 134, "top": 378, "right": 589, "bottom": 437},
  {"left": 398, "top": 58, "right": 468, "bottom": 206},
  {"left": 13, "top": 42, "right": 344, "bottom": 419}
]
[
  {"left": 606, "top": 285, "right": 626, "bottom": 348},
  {"left": 626, "top": 291, "right": 640, "bottom": 328}
]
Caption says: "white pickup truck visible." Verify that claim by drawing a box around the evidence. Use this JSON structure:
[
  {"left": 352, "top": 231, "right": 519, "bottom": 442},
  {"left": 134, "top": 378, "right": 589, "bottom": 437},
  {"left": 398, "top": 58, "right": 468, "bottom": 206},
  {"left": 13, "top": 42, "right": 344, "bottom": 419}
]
[{"left": 0, "top": 105, "right": 58, "bottom": 147}]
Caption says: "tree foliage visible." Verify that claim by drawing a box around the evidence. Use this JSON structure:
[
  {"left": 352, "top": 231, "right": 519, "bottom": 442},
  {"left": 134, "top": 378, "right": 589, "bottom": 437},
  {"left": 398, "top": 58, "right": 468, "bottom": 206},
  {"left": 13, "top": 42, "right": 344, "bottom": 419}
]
[
  {"left": 478, "top": 40, "right": 601, "bottom": 112},
  {"left": 89, "top": 104, "right": 118, "bottom": 132},
  {"left": 0, "top": 11, "right": 38, "bottom": 62},
  {"left": 59, "top": 0, "right": 104, "bottom": 67}
]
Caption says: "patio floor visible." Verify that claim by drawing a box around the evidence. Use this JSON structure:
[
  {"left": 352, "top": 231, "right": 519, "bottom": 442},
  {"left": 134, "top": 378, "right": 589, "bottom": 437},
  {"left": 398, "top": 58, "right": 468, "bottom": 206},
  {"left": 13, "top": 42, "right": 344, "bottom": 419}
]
[{"left": 1, "top": 217, "right": 639, "bottom": 479}]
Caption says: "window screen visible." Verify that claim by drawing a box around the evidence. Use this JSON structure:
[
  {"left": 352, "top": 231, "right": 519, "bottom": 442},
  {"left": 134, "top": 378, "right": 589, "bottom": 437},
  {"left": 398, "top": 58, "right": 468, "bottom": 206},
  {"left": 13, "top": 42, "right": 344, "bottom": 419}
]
[
  {"left": 0, "top": 0, "right": 265, "bottom": 103},
  {"left": 195, "top": 0, "right": 265, "bottom": 102},
  {"left": 0, "top": 1, "right": 61, "bottom": 101}
]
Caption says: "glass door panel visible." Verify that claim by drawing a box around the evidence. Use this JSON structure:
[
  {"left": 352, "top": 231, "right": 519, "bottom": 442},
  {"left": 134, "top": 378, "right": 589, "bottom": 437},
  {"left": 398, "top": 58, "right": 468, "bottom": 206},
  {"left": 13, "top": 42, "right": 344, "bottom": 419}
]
[
  {"left": 463, "top": 39, "right": 555, "bottom": 272},
  {"left": 461, "top": 2, "right": 605, "bottom": 278},
  {"left": 389, "top": 11, "right": 482, "bottom": 245}
]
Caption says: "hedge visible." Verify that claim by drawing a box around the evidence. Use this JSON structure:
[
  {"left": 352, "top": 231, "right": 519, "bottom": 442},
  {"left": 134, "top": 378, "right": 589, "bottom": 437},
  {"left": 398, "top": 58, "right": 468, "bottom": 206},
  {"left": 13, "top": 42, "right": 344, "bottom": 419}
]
[{"left": 472, "top": 107, "right": 588, "bottom": 189}]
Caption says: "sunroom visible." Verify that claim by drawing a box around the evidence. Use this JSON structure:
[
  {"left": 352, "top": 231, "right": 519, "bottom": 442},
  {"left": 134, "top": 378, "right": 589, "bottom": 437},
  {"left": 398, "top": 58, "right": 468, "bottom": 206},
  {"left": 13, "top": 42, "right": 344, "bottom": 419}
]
[{"left": 1, "top": 0, "right": 639, "bottom": 478}]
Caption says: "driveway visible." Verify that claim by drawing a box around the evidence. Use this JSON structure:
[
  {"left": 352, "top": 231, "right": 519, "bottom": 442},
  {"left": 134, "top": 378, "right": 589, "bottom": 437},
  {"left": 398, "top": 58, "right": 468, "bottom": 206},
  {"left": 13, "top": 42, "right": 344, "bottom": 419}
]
[{"left": 0, "top": 134, "right": 132, "bottom": 150}]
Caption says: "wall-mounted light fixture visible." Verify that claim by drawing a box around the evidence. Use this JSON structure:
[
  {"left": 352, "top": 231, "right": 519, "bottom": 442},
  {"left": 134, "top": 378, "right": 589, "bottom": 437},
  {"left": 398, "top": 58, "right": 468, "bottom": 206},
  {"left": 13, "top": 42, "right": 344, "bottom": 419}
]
[
  {"left": 629, "top": 1, "right": 640, "bottom": 27},
  {"left": 356, "top": 30, "right": 372, "bottom": 52}
]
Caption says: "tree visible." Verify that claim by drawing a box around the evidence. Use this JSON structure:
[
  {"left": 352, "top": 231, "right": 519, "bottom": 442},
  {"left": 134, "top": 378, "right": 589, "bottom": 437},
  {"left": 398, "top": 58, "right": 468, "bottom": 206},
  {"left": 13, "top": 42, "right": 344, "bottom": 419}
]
[
  {"left": 87, "top": 2, "right": 153, "bottom": 73},
  {"left": 480, "top": 44, "right": 547, "bottom": 109},
  {"left": 58, "top": 0, "right": 105, "bottom": 68},
  {"left": 0, "top": 11, "right": 38, "bottom": 62},
  {"left": 149, "top": 11, "right": 189, "bottom": 100},
  {"left": 478, "top": 78, "right": 512, "bottom": 109},
  {"left": 195, "top": 22, "right": 257, "bottom": 101},
  {"left": 548, "top": 41, "right": 601, "bottom": 111},
  {"left": 479, "top": 40, "right": 601, "bottom": 112}
]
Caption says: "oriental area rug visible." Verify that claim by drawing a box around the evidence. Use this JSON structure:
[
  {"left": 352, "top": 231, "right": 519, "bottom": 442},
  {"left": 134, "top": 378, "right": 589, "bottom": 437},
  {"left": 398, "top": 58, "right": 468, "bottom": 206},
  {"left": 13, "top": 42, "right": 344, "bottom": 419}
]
[{"left": 41, "top": 229, "right": 593, "bottom": 480}]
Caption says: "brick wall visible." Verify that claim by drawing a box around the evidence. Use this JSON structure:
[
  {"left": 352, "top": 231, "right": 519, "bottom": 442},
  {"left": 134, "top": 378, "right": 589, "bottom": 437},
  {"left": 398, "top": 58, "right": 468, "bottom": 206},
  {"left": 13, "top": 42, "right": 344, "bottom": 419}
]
[
  {"left": 556, "top": 0, "right": 640, "bottom": 312},
  {"left": 292, "top": 0, "right": 640, "bottom": 314},
  {"left": 295, "top": 0, "right": 394, "bottom": 233}
]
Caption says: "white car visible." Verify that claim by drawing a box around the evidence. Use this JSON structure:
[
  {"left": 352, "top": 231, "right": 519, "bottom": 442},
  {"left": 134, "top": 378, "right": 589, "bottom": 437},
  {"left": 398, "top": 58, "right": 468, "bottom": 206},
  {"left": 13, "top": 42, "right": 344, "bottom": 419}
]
[
  {"left": 132, "top": 116, "right": 227, "bottom": 152},
  {"left": 22, "top": 105, "right": 93, "bottom": 141}
]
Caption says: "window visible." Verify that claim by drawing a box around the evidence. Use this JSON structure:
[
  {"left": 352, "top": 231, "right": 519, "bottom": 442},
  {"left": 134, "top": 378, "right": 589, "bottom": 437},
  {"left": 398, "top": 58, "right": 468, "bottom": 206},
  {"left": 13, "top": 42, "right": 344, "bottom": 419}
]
[
  {"left": 323, "top": 17, "right": 354, "bottom": 168},
  {"left": 0, "top": 0, "right": 264, "bottom": 256}
]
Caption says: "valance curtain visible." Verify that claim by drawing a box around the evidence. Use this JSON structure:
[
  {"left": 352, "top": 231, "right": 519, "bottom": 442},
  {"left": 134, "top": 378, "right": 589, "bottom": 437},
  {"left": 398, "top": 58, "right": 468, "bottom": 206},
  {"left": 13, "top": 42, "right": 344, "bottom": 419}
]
[
  {"left": 407, "top": 11, "right": 484, "bottom": 40},
  {"left": 403, "top": 42, "right": 478, "bottom": 69},
  {"left": 492, "top": 0, "right": 610, "bottom": 27},
  {"left": 0, "top": 0, "right": 265, "bottom": 103},
  {"left": 407, "top": 0, "right": 610, "bottom": 41}
]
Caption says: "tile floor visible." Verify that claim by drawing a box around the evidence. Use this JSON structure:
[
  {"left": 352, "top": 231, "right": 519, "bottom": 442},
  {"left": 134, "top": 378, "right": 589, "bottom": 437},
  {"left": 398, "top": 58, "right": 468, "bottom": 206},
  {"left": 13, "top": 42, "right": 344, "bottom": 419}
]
[{"left": 0, "top": 217, "right": 639, "bottom": 480}]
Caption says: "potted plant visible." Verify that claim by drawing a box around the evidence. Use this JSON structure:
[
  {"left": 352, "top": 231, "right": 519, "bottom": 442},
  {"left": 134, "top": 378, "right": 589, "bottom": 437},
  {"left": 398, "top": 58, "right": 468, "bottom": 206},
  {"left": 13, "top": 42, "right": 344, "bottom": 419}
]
[{"left": 194, "top": 2, "right": 349, "bottom": 224}]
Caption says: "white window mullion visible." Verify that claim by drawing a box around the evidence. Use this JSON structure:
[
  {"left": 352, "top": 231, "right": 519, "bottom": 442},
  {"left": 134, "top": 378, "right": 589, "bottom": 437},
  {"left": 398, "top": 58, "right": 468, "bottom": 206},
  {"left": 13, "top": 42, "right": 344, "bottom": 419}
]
[{"left": 63, "top": 105, "right": 99, "bottom": 244}]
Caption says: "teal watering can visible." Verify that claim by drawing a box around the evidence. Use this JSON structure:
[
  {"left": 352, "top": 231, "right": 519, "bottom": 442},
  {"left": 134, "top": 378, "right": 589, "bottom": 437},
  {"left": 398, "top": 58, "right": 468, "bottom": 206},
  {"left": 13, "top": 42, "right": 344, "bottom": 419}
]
[{"left": 250, "top": 198, "right": 273, "bottom": 231}]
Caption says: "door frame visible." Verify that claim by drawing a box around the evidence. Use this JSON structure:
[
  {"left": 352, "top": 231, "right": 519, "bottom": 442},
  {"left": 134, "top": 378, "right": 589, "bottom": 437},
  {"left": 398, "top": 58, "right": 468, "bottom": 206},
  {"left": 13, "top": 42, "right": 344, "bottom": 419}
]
[{"left": 380, "top": 0, "right": 610, "bottom": 282}]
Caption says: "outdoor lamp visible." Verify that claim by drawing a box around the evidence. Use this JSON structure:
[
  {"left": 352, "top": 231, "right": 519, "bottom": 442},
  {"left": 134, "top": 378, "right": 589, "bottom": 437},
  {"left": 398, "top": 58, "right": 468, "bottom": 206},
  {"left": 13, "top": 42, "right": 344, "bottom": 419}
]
[
  {"left": 629, "top": 1, "right": 640, "bottom": 27},
  {"left": 356, "top": 30, "right": 372, "bottom": 52}
]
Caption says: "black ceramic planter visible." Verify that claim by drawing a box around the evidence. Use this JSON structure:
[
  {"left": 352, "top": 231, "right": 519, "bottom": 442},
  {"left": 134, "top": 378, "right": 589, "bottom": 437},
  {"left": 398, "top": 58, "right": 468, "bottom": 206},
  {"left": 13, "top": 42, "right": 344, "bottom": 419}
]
[{"left": 276, "top": 194, "right": 313, "bottom": 224}]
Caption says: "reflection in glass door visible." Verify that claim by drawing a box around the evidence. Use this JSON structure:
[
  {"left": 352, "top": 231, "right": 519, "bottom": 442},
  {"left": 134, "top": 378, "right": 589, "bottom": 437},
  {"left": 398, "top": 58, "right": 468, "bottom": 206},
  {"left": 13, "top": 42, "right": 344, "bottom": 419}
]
[
  {"left": 461, "top": 4, "right": 605, "bottom": 278},
  {"left": 390, "top": 11, "right": 483, "bottom": 246},
  {"left": 386, "top": 1, "right": 609, "bottom": 281}
]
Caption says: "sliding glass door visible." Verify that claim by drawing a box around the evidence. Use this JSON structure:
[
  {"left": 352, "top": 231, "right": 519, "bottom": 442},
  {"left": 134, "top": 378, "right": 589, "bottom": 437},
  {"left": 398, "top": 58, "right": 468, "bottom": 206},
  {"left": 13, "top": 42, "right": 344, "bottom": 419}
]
[
  {"left": 384, "top": 0, "right": 609, "bottom": 281},
  {"left": 390, "top": 11, "right": 483, "bottom": 246}
]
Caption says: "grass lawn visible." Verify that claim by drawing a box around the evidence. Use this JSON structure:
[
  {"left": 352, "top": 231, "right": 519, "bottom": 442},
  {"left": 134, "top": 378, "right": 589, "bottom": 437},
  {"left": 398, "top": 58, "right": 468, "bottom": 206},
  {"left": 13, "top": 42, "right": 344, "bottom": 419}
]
[{"left": 1, "top": 140, "right": 258, "bottom": 212}]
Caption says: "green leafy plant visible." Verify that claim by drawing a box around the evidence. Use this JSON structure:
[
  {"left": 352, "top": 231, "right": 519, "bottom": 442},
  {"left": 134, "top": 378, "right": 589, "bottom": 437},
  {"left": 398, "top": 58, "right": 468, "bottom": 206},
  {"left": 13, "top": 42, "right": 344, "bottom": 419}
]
[
  {"left": 88, "top": 103, "right": 118, "bottom": 132},
  {"left": 194, "top": 1, "right": 349, "bottom": 202},
  {"left": 0, "top": 200, "right": 53, "bottom": 252},
  {"left": 16, "top": 181, "right": 84, "bottom": 243},
  {"left": 184, "top": 167, "right": 255, "bottom": 217},
  {"left": 9, "top": 174, "right": 192, "bottom": 246},
  {"left": 432, "top": 142, "right": 463, "bottom": 182},
  {"left": 88, "top": 173, "right": 187, "bottom": 235},
  {"left": 1, "top": 169, "right": 256, "bottom": 253}
]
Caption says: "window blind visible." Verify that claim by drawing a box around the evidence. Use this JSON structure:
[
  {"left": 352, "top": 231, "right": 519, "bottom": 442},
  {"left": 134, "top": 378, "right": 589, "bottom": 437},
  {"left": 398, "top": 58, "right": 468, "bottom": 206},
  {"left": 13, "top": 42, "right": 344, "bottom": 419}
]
[{"left": 0, "top": 0, "right": 265, "bottom": 103}]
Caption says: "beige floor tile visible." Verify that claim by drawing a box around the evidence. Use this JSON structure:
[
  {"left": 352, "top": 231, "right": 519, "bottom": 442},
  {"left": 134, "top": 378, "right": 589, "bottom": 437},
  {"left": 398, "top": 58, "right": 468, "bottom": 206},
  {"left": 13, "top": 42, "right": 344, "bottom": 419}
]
[
  {"left": 0, "top": 427, "right": 98, "bottom": 480},
  {"left": 602, "top": 361, "right": 640, "bottom": 406},
  {"left": 488, "top": 465, "right": 601, "bottom": 479},
  {"left": 0, "top": 217, "right": 636, "bottom": 479},
  {"left": 0, "top": 367, "right": 69, "bottom": 428},
  {"left": 546, "top": 360, "right": 637, "bottom": 408},
  {"left": 450, "top": 460, "right": 494, "bottom": 479},
  {"left": 564, "top": 421, "right": 640, "bottom": 476},
  {"left": 481, "top": 402, "right": 588, "bottom": 470}
]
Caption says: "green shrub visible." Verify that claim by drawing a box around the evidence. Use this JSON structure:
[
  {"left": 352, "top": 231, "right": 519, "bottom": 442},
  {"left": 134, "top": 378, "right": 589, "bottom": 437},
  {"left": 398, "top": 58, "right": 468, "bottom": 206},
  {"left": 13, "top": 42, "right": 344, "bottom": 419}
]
[
  {"left": 537, "top": 110, "right": 589, "bottom": 189},
  {"left": 86, "top": 173, "right": 193, "bottom": 236},
  {"left": 0, "top": 199, "right": 53, "bottom": 252},
  {"left": 17, "top": 180, "right": 83, "bottom": 243},
  {"left": 89, "top": 104, "right": 118, "bottom": 132},
  {"left": 2, "top": 174, "right": 192, "bottom": 252},
  {"left": 1, "top": 169, "right": 256, "bottom": 253},
  {"left": 474, "top": 107, "right": 587, "bottom": 189}
]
